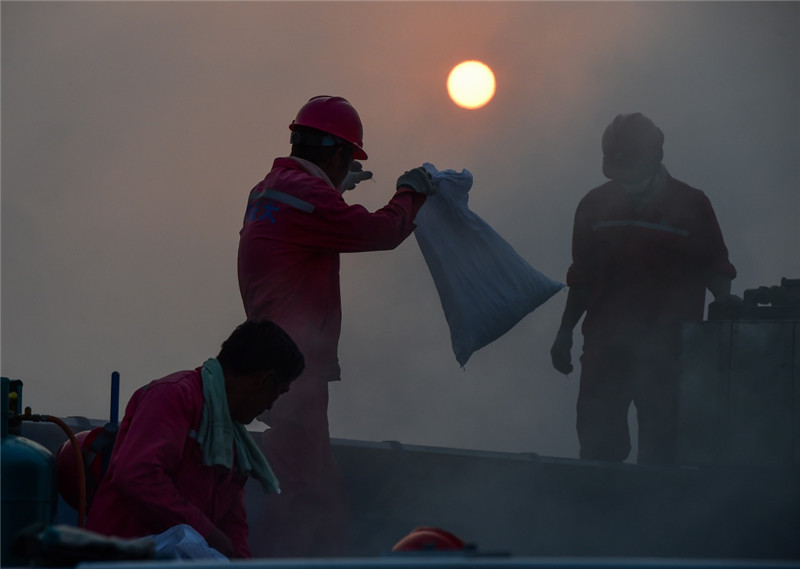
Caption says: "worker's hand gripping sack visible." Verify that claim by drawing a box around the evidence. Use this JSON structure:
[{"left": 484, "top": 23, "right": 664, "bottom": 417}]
[{"left": 414, "top": 163, "right": 564, "bottom": 366}]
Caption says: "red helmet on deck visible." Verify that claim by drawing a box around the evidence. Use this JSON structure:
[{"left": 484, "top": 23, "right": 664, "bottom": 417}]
[
  {"left": 391, "top": 526, "right": 467, "bottom": 552},
  {"left": 289, "top": 96, "right": 368, "bottom": 160}
]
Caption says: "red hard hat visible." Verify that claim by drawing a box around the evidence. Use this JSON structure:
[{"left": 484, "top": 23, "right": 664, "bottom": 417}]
[
  {"left": 391, "top": 526, "right": 466, "bottom": 552},
  {"left": 289, "top": 96, "right": 367, "bottom": 160}
]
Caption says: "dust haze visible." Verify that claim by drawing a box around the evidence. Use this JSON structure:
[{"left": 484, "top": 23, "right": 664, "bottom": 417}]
[{"left": 2, "top": 2, "right": 798, "bottom": 462}]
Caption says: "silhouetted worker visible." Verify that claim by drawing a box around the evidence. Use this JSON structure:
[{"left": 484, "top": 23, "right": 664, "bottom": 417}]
[
  {"left": 86, "top": 320, "right": 305, "bottom": 558},
  {"left": 237, "top": 95, "right": 434, "bottom": 556},
  {"left": 550, "top": 113, "right": 739, "bottom": 466}
]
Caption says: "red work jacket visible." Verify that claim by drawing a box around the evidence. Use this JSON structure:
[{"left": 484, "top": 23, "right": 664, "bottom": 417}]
[
  {"left": 237, "top": 157, "right": 426, "bottom": 381},
  {"left": 86, "top": 370, "right": 251, "bottom": 558},
  {"left": 567, "top": 176, "right": 736, "bottom": 344}
]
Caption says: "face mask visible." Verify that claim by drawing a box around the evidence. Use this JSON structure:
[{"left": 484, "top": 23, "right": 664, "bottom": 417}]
[
  {"left": 622, "top": 164, "right": 668, "bottom": 208},
  {"left": 623, "top": 174, "right": 656, "bottom": 196}
]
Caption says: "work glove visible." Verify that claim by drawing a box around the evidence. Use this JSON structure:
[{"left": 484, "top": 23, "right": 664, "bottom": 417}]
[
  {"left": 550, "top": 329, "right": 574, "bottom": 375},
  {"left": 397, "top": 166, "right": 436, "bottom": 196},
  {"left": 341, "top": 161, "right": 373, "bottom": 192},
  {"left": 712, "top": 292, "right": 743, "bottom": 307}
]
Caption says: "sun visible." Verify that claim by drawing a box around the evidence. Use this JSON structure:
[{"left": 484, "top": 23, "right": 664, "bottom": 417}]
[{"left": 447, "top": 60, "right": 496, "bottom": 110}]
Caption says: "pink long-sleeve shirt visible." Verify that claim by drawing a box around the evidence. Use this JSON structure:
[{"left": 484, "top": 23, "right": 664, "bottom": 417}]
[{"left": 86, "top": 369, "right": 251, "bottom": 558}]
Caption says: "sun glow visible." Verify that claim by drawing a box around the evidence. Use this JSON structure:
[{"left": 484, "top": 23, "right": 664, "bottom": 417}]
[{"left": 447, "top": 60, "right": 496, "bottom": 110}]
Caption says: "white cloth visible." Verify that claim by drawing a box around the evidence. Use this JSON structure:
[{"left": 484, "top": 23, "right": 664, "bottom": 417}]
[
  {"left": 196, "top": 358, "right": 280, "bottom": 494},
  {"left": 414, "top": 163, "right": 564, "bottom": 366},
  {"left": 150, "top": 524, "right": 230, "bottom": 561}
]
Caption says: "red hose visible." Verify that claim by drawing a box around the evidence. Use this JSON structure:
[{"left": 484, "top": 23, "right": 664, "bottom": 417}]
[{"left": 45, "top": 415, "right": 87, "bottom": 527}]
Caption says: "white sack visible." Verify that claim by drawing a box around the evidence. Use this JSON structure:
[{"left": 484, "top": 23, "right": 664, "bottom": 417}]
[
  {"left": 151, "top": 524, "right": 230, "bottom": 561},
  {"left": 414, "top": 163, "right": 564, "bottom": 366}
]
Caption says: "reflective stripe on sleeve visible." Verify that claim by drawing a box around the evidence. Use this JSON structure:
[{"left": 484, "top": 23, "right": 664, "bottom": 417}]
[{"left": 252, "top": 189, "right": 315, "bottom": 214}]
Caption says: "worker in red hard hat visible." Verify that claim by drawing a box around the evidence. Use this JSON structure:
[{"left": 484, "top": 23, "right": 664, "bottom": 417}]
[
  {"left": 550, "top": 112, "right": 739, "bottom": 466},
  {"left": 238, "top": 95, "right": 435, "bottom": 557}
]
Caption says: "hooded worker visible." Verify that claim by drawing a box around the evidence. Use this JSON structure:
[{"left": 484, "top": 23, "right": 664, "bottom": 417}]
[
  {"left": 237, "top": 95, "right": 434, "bottom": 557},
  {"left": 550, "top": 112, "right": 738, "bottom": 466}
]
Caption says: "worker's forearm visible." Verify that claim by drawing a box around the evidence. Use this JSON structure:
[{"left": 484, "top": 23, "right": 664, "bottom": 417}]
[{"left": 557, "top": 286, "right": 589, "bottom": 333}]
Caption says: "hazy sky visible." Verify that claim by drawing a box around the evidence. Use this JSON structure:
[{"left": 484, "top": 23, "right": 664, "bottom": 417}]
[{"left": 2, "top": 1, "right": 798, "bottom": 462}]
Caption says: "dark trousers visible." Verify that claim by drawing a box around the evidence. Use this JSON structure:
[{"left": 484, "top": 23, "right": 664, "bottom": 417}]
[
  {"left": 577, "top": 336, "right": 680, "bottom": 466},
  {"left": 248, "top": 374, "right": 349, "bottom": 557}
]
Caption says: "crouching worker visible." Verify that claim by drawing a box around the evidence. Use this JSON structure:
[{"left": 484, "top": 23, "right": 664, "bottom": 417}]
[{"left": 86, "top": 320, "right": 304, "bottom": 558}]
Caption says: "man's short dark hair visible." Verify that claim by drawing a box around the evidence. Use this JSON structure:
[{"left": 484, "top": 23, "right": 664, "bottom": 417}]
[{"left": 217, "top": 320, "right": 304, "bottom": 384}]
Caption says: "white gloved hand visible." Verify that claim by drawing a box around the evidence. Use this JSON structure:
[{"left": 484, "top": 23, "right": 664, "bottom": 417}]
[
  {"left": 397, "top": 166, "right": 436, "bottom": 196},
  {"left": 341, "top": 161, "right": 373, "bottom": 192}
]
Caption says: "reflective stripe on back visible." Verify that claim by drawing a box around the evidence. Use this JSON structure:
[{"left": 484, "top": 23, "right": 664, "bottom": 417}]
[{"left": 592, "top": 219, "right": 690, "bottom": 237}]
